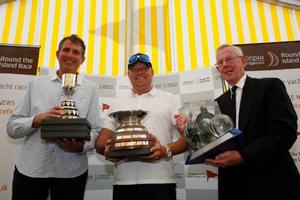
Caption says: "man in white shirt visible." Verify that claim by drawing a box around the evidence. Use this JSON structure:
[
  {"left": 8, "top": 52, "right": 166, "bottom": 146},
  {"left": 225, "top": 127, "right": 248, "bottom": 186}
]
[{"left": 95, "top": 53, "right": 187, "bottom": 200}]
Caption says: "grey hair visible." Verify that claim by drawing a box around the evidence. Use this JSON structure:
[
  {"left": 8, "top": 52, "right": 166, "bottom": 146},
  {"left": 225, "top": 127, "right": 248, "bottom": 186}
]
[{"left": 216, "top": 44, "right": 243, "bottom": 56}]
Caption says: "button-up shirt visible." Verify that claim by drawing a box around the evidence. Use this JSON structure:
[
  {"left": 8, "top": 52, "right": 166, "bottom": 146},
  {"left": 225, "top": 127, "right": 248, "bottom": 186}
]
[{"left": 6, "top": 74, "right": 101, "bottom": 178}]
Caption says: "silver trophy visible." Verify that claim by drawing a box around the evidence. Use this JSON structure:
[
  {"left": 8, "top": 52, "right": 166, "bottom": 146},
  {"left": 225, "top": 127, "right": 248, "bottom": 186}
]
[
  {"left": 41, "top": 73, "right": 91, "bottom": 141},
  {"left": 61, "top": 73, "right": 79, "bottom": 119},
  {"left": 106, "top": 110, "right": 154, "bottom": 159},
  {"left": 180, "top": 101, "right": 242, "bottom": 164}
]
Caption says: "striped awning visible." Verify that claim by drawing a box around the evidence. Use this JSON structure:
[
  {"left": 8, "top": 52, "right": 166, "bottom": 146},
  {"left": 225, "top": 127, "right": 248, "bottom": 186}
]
[{"left": 1, "top": 0, "right": 300, "bottom": 76}]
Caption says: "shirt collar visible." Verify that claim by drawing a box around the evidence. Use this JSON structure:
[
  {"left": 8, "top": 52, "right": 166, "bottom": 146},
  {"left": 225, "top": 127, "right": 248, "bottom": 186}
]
[
  {"left": 230, "top": 74, "right": 247, "bottom": 90},
  {"left": 131, "top": 87, "right": 156, "bottom": 96}
]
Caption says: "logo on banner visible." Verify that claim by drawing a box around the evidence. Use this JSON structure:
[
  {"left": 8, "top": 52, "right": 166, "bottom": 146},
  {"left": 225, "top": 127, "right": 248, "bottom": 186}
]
[
  {"left": 101, "top": 103, "right": 110, "bottom": 112},
  {"left": 247, "top": 55, "right": 265, "bottom": 66},
  {"left": 206, "top": 170, "right": 218, "bottom": 181},
  {"left": 0, "top": 44, "right": 39, "bottom": 75},
  {"left": 238, "top": 41, "right": 300, "bottom": 71},
  {"left": 267, "top": 51, "right": 280, "bottom": 67}
]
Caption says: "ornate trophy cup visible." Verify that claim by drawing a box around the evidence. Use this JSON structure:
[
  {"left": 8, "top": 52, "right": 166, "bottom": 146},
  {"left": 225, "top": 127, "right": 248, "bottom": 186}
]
[
  {"left": 180, "top": 101, "right": 242, "bottom": 164},
  {"left": 105, "top": 110, "right": 154, "bottom": 159},
  {"left": 41, "top": 73, "right": 91, "bottom": 141},
  {"left": 60, "top": 73, "right": 79, "bottom": 119}
]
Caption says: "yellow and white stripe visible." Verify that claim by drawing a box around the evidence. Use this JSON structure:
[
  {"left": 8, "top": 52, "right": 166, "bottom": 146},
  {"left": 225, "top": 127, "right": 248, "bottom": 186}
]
[{"left": 1, "top": 0, "right": 300, "bottom": 76}]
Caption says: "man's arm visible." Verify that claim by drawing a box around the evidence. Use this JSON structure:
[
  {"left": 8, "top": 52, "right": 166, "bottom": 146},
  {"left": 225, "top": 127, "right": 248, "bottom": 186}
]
[
  {"left": 168, "top": 114, "right": 187, "bottom": 155},
  {"left": 143, "top": 114, "right": 187, "bottom": 161},
  {"left": 7, "top": 81, "right": 39, "bottom": 138}
]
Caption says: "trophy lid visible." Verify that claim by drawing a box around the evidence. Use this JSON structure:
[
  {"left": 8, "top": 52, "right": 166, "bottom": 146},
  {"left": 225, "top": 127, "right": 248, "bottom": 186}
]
[{"left": 109, "top": 110, "right": 148, "bottom": 122}]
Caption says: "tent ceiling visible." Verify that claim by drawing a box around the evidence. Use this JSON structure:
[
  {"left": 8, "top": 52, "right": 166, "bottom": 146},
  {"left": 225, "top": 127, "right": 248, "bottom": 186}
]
[{"left": 260, "top": 0, "right": 300, "bottom": 9}]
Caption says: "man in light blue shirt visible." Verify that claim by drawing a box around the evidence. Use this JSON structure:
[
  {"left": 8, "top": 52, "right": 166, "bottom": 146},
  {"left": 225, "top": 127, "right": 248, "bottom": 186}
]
[{"left": 6, "top": 34, "right": 101, "bottom": 200}]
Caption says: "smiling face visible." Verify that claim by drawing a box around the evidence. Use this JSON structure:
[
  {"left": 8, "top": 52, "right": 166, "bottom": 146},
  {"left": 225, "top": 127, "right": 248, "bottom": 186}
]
[
  {"left": 128, "top": 62, "right": 153, "bottom": 95},
  {"left": 56, "top": 39, "right": 85, "bottom": 77},
  {"left": 215, "top": 46, "right": 246, "bottom": 86}
]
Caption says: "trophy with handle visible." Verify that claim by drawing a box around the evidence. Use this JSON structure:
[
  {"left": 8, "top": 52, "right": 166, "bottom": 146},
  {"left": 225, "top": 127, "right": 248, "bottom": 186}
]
[
  {"left": 105, "top": 110, "right": 155, "bottom": 159},
  {"left": 41, "top": 73, "right": 91, "bottom": 141},
  {"left": 180, "top": 101, "right": 243, "bottom": 164}
]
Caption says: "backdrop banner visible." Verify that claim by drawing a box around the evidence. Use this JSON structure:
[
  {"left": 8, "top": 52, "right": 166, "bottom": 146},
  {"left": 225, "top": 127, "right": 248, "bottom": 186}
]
[
  {"left": 0, "top": 44, "right": 38, "bottom": 199},
  {"left": 1, "top": 41, "right": 299, "bottom": 200},
  {"left": 0, "top": 44, "right": 40, "bottom": 75}
]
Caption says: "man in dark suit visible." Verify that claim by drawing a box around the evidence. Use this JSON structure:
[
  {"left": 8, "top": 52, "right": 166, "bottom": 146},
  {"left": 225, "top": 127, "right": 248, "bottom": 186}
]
[{"left": 205, "top": 44, "right": 300, "bottom": 200}]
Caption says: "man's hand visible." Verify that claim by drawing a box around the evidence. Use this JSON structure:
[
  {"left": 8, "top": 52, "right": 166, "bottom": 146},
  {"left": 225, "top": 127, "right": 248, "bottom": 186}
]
[
  {"left": 56, "top": 138, "right": 85, "bottom": 152},
  {"left": 174, "top": 114, "right": 187, "bottom": 134},
  {"left": 104, "top": 139, "right": 123, "bottom": 162},
  {"left": 205, "top": 150, "right": 243, "bottom": 168},
  {"left": 32, "top": 106, "right": 63, "bottom": 128},
  {"left": 140, "top": 134, "right": 166, "bottom": 162}
]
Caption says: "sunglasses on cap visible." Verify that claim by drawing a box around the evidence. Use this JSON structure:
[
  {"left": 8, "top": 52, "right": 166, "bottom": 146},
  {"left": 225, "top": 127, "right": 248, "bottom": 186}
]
[{"left": 128, "top": 53, "right": 151, "bottom": 67}]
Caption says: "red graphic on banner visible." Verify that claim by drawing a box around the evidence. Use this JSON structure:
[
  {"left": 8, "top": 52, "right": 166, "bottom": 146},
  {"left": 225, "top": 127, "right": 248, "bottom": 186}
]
[
  {"left": 102, "top": 103, "right": 110, "bottom": 111},
  {"left": 206, "top": 170, "right": 218, "bottom": 181},
  {"left": 297, "top": 131, "right": 300, "bottom": 136}
]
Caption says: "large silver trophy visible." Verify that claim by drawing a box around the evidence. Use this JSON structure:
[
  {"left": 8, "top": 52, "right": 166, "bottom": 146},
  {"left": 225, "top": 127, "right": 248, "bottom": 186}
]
[
  {"left": 105, "top": 110, "right": 154, "bottom": 159},
  {"left": 180, "top": 101, "right": 242, "bottom": 164},
  {"left": 41, "top": 73, "right": 91, "bottom": 141}
]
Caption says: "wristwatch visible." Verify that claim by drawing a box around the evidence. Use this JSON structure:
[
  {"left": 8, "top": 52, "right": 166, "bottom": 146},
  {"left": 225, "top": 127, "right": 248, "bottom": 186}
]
[{"left": 165, "top": 145, "right": 172, "bottom": 160}]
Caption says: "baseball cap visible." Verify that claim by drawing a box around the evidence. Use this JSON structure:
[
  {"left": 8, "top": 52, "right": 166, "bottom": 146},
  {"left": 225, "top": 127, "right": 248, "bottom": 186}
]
[{"left": 128, "top": 53, "right": 152, "bottom": 69}]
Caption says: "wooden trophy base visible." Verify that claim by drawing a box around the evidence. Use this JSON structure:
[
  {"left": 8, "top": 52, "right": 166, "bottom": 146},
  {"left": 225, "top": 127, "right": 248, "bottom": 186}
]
[
  {"left": 41, "top": 118, "right": 91, "bottom": 141},
  {"left": 106, "top": 147, "right": 151, "bottom": 159}
]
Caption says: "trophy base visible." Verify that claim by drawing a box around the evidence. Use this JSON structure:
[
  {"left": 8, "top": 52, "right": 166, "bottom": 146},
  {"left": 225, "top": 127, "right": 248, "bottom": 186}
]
[
  {"left": 40, "top": 118, "right": 91, "bottom": 141},
  {"left": 106, "top": 147, "right": 151, "bottom": 159},
  {"left": 185, "top": 128, "right": 243, "bottom": 164}
]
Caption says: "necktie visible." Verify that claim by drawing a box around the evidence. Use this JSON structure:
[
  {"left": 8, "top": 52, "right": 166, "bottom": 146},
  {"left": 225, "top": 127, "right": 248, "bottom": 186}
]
[{"left": 228, "top": 86, "right": 237, "bottom": 127}]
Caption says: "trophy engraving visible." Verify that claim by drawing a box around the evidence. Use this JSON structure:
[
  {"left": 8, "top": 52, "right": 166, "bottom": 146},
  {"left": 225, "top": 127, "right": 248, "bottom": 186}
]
[
  {"left": 40, "top": 73, "right": 91, "bottom": 141},
  {"left": 106, "top": 110, "right": 154, "bottom": 159}
]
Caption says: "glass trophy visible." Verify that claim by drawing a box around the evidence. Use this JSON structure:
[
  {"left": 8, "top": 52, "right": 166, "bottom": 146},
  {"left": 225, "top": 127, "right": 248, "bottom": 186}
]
[
  {"left": 105, "top": 110, "right": 154, "bottom": 159},
  {"left": 40, "top": 73, "right": 91, "bottom": 141},
  {"left": 179, "top": 100, "right": 242, "bottom": 164}
]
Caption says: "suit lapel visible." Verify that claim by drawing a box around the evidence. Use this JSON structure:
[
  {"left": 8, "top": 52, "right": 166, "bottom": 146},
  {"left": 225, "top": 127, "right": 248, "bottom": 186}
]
[{"left": 239, "top": 77, "right": 256, "bottom": 130}]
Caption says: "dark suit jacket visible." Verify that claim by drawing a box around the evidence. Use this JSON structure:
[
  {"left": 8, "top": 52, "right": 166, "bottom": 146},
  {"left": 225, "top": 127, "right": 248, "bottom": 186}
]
[{"left": 216, "top": 76, "right": 300, "bottom": 200}]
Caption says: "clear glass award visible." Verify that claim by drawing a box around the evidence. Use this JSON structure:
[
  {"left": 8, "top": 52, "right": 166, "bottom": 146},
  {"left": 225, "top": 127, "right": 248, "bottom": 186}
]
[
  {"left": 40, "top": 73, "right": 91, "bottom": 141},
  {"left": 179, "top": 100, "right": 242, "bottom": 164}
]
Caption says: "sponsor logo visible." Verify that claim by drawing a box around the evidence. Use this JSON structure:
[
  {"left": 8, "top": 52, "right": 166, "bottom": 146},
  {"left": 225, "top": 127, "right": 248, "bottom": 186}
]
[
  {"left": 101, "top": 103, "right": 110, "bottom": 112},
  {"left": 247, "top": 55, "right": 265, "bottom": 66},
  {"left": 267, "top": 51, "right": 279, "bottom": 67},
  {"left": 280, "top": 52, "right": 300, "bottom": 64},
  {"left": 0, "top": 99, "right": 15, "bottom": 106},
  {"left": 98, "top": 84, "right": 114, "bottom": 89},
  {"left": 182, "top": 77, "right": 211, "bottom": 86},
  {"left": 206, "top": 170, "right": 218, "bottom": 181}
]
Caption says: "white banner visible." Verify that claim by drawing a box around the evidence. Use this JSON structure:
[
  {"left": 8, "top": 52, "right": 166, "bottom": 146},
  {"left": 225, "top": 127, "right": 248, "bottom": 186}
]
[{"left": 0, "top": 74, "right": 34, "bottom": 199}]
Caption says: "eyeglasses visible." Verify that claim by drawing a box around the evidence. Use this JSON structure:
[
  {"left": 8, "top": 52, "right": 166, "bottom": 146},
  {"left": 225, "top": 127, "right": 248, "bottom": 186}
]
[
  {"left": 128, "top": 54, "right": 151, "bottom": 65},
  {"left": 215, "top": 56, "right": 242, "bottom": 68}
]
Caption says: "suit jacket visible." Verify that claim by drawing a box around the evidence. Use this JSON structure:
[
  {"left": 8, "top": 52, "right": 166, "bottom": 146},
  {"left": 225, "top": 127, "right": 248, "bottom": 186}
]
[{"left": 216, "top": 76, "right": 300, "bottom": 200}]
